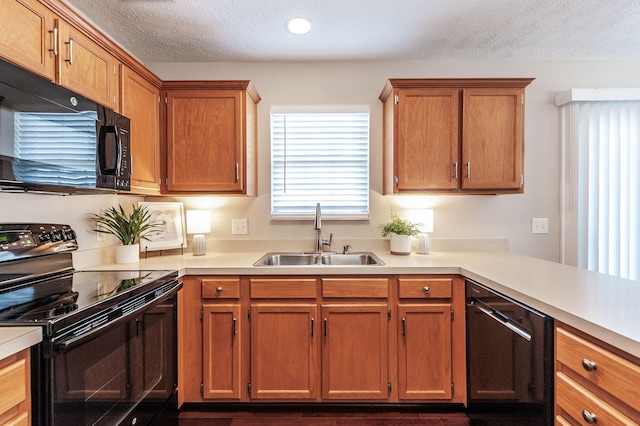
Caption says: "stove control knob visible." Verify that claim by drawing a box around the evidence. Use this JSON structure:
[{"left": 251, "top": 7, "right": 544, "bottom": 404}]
[
  {"left": 39, "top": 232, "right": 52, "bottom": 243},
  {"left": 52, "top": 230, "right": 64, "bottom": 242},
  {"left": 64, "top": 229, "right": 76, "bottom": 241}
]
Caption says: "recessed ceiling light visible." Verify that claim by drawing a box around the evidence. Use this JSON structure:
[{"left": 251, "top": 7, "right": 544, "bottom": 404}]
[{"left": 286, "top": 17, "right": 311, "bottom": 35}]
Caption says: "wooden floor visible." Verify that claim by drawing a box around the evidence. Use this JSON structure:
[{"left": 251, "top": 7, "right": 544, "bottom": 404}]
[{"left": 178, "top": 407, "right": 471, "bottom": 426}]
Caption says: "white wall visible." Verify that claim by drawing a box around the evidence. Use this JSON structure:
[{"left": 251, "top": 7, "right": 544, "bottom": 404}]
[{"left": 3, "top": 59, "right": 640, "bottom": 261}]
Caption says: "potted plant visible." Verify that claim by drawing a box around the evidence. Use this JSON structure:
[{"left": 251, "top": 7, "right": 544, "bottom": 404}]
[
  {"left": 90, "top": 204, "right": 162, "bottom": 263},
  {"left": 381, "top": 214, "right": 421, "bottom": 255}
]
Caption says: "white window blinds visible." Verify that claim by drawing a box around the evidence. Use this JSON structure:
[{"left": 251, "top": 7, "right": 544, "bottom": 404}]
[
  {"left": 558, "top": 89, "right": 640, "bottom": 280},
  {"left": 270, "top": 109, "right": 370, "bottom": 219},
  {"left": 13, "top": 112, "right": 97, "bottom": 187}
]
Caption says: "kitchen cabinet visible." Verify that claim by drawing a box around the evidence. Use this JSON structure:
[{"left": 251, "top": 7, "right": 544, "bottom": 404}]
[
  {"left": 321, "top": 278, "right": 389, "bottom": 400},
  {"left": 249, "top": 278, "right": 319, "bottom": 400},
  {"left": 397, "top": 277, "right": 457, "bottom": 401},
  {"left": 0, "top": 348, "right": 30, "bottom": 426},
  {"left": 380, "top": 78, "right": 533, "bottom": 195},
  {"left": 179, "top": 274, "right": 465, "bottom": 405},
  {"left": 162, "top": 81, "right": 260, "bottom": 195},
  {"left": 201, "top": 278, "right": 243, "bottom": 400},
  {"left": 555, "top": 323, "right": 640, "bottom": 424},
  {"left": 0, "top": 0, "right": 57, "bottom": 81},
  {"left": 57, "top": 19, "right": 119, "bottom": 111},
  {"left": 121, "top": 65, "right": 161, "bottom": 194}
]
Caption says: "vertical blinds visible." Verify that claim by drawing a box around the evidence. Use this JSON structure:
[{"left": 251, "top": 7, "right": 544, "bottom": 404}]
[
  {"left": 13, "top": 112, "right": 97, "bottom": 187},
  {"left": 270, "top": 111, "right": 370, "bottom": 219},
  {"left": 562, "top": 100, "right": 640, "bottom": 280}
]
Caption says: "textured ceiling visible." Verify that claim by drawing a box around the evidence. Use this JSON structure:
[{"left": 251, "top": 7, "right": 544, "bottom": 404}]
[{"left": 62, "top": 0, "right": 640, "bottom": 62}]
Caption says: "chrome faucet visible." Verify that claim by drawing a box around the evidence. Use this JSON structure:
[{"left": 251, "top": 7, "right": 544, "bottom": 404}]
[{"left": 314, "top": 202, "right": 332, "bottom": 253}]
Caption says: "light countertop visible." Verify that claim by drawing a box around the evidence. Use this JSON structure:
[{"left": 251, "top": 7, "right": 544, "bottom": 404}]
[
  {"left": 84, "top": 250, "right": 640, "bottom": 359},
  {"left": 0, "top": 327, "right": 42, "bottom": 360}
]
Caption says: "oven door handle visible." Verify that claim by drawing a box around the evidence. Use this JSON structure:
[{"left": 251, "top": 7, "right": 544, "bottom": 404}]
[
  {"left": 469, "top": 298, "right": 532, "bottom": 341},
  {"left": 53, "top": 283, "right": 180, "bottom": 352}
]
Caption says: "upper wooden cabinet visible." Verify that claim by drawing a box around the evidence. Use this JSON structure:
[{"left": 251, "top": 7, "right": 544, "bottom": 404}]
[
  {"left": 0, "top": 0, "right": 57, "bottom": 80},
  {"left": 380, "top": 78, "right": 534, "bottom": 195},
  {"left": 57, "top": 19, "right": 119, "bottom": 111},
  {"left": 162, "top": 81, "right": 260, "bottom": 195},
  {"left": 121, "top": 65, "right": 161, "bottom": 194}
]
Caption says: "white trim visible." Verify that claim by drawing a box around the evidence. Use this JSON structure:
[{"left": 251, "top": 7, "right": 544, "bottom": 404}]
[
  {"left": 270, "top": 105, "right": 370, "bottom": 114},
  {"left": 555, "top": 88, "right": 640, "bottom": 106}
]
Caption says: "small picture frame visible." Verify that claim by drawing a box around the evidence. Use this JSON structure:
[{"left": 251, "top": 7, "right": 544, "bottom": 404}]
[{"left": 138, "top": 201, "right": 186, "bottom": 252}]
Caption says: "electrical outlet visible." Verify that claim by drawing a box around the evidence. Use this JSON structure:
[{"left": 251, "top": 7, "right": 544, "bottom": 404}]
[
  {"left": 531, "top": 218, "right": 549, "bottom": 234},
  {"left": 232, "top": 219, "right": 248, "bottom": 235}
]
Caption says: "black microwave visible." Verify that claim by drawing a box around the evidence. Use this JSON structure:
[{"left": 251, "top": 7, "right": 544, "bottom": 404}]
[{"left": 0, "top": 59, "right": 130, "bottom": 194}]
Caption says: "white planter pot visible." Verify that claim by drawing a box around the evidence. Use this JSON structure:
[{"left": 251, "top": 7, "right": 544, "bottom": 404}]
[
  {"left": 115, "top": 243, "right": 140, "bottom": 264},
  {"left": 389, "top": 233, "right": 411, "bottom": 255}
]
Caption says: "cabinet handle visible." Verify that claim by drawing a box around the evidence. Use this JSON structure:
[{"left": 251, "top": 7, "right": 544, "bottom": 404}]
[
  {"left": 232, "top": 317, "right": 237, "bottom": 337},
  {"left": 311, "top": 318, "right": 314, "bottom": 337},
  {"left": 466, "top": 162, "right": 471, "bottom": 181},
  {"left": 401, "top": 318, "right": 406, "bottom": 337},
  {"left": 65, "top": 38, "right": 73, "bottom": 65},
  {"left": 581, "top": 410, "right": 597, "bottom": 424},
  {"left": 323, "top": 317, "right": 327, "bottom": 337},
  {"left": 423, "top": 286, "right": 430, "bottom": 294},
  {"left": 235, "top": 163, "right": 239, "bottom": 182},
  {"left": 216, "top": 286, "right": 223, "bottom": 293},
  {"left": 581, "top": 358, "right": 597, "bottom": 372},
  {"left": 48, "top": 27, "right": 58, "bottom": 56},
  {"left": 453, "top": 162, "right": 458, "bottom": 180}
]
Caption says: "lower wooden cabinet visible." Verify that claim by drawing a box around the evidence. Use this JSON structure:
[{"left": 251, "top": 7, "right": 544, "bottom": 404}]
[
  {"left": 178, "top": 274, "right": 465, "bottom": 405},
  {"left": 250, "top": 304, "right": 318, "bottom": 399},
  {"left": 555, "top": 323, "right": 640, "bottom": 425},
  {"left": 0, "top": 348, "right": 31, "bottom": 426}
]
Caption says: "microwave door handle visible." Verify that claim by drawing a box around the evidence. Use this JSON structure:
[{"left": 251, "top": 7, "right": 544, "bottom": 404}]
[
  {"left": 98, "top": 125, "right": 118, "bottom": 174},
  {"left": 470, "top": 298, "right": 532, "bottom": 341}
]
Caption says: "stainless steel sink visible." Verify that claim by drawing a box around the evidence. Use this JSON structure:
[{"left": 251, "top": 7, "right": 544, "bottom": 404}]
[
  {"left": 319, "top": 253, "right": 384, "bottom": 265},
  {"left": 253, "top": 253, "right": 320, "bottom": 266},
  {"left": 253, "top": 252, "right": 384, "bottom": 266}
]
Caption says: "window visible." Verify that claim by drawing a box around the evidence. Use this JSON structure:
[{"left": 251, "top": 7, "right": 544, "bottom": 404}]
[
  {"left": 270, "top": 107, "right": 370, "bottom": 219},
  {"left": 558, "top": 89, "right": 640, "bottom": 280}
]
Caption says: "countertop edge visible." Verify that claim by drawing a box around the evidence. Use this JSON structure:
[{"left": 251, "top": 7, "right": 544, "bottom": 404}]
[{"left": 0, "top": 327, "right": 43, "bottom": 360}]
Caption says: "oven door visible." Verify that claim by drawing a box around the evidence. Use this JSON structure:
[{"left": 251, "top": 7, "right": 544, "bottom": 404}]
[{"left": 44, "top": 289, "right": 178, "bottom": 426}]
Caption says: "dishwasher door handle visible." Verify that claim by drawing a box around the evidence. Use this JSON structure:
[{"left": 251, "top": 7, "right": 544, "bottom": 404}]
[{"left": 470, "top": 298, "right": 532, "bottom": 341}]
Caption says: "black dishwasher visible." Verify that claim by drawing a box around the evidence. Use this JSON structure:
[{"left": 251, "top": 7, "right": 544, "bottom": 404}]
[{"left": 465, "top": 279, "right": 554, "bottom": 426}]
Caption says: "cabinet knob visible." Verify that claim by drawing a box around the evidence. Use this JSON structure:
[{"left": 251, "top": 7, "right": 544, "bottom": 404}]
[
  {"left": 581, "top": 358, "right": 597, "bottom": 372},
  {"left": 582, "top": 410, "right": 597, "bottom": 424},
  {"left": 216, "top": 286, "right": 223, "bottom": 293},
  {"left": 423, "top": 286, "right": 430, "bottom": 294}
]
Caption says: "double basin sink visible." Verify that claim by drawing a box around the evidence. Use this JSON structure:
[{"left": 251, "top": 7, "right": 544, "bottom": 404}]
[{"left": 253, "top": 252, "right": 385, "bottom": 266}]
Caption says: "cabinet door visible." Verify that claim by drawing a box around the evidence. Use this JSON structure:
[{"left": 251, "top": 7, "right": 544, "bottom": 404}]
[
  {"left": 397, "top": 304, "right": 452, "bottom": 400},
  {"left": 462, "top": 88, "right": 524, "bottom": 190},
  {"left": 396, "top": 88, "right": 460, "bottom": 191},
  {"left": 202, "top": 303, "right": 242, "bottom": 400},
  {"left": 121, "top": 66, "right": 161, "bottom": 194},
  {"left": 0, "top": 0, "right": 57, "bottom": 80},
  {"left": 250, "top": 304, "right": 319, "bottom": 400},
  {"left": 165, "top": 89, "right": 244, "bottom": 192},
  {"left": 321, "top": 304, "right": 388, "bottom": 400},
  {"left": 0, "top": 349, "right": 30, "bottom": 426},
  {"left": 57, "top": 20, "right": 119, "bottom": 109}
]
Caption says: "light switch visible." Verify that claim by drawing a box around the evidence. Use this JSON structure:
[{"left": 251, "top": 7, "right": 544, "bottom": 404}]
[
  {"left": 232, "top": 219, "right": 248, "bottom": 235},
  {"left": 531, "top": 218, "right": 549, "bottom": 234}
]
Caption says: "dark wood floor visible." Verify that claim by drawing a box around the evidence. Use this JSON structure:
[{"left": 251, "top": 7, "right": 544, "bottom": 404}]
[{"left": 177, "top": 407, "right": 471, "bottom": 426}]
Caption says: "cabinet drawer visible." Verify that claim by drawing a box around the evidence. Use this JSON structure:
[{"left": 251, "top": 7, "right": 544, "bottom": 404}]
[
  {"left": 556, "top": 372, "right": 638, "bottom": 425},
  {"left": 321, "top": 278, "right": 388, "bottom": 298},
  {"left": 250, "top": 279, "right": 316, "bottom": 299},
  {"left": 0, "top": 356, "right": 27, "bottom": 416},
  {"left": 398, "top": 278, "right": 452, "bottom": 299},
  {"left": 556, "top": 327, "right": 640, "bottom": 410},
  {"left": 202, "top": 278, "right": 240, "bottom": 299}
]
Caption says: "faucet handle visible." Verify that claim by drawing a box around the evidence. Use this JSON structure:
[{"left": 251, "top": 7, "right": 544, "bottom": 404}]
[
  {"left": 342, "top": 245, "right": 351, "bottom": 254},
  {"left": 322, "top": 233, "right": 333, "bottom": 247}
]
